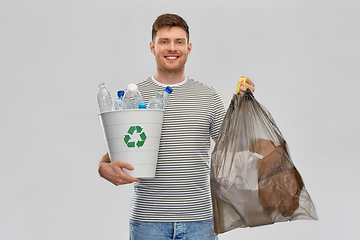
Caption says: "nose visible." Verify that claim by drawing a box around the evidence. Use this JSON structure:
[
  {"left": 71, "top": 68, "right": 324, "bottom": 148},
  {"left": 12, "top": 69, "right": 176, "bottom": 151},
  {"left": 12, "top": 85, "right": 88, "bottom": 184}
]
[{"left": 167, "top": 42, "right": 177, "bottom": 52}]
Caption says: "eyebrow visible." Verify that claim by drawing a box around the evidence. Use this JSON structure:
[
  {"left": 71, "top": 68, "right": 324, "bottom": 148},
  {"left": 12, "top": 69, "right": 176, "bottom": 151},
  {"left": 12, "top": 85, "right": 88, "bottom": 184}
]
[{"left": 158, "top": 38, "right": 186, "bottom": 42}]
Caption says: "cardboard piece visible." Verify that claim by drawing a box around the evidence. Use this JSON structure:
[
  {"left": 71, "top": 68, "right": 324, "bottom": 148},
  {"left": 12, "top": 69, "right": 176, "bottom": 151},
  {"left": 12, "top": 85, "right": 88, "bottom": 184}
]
[{"left": 251, "top": 138, "right": 304, "bottom": 217}]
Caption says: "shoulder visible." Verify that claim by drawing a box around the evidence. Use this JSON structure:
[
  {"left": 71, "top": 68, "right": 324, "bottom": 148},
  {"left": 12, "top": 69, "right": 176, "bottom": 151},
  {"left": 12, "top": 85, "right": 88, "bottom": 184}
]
[
  {"left": 186, "top": 78, "right": 219, "bottom": 94},
  {"left": 137, "top": 77, "right": 153, "bottom": 88},
  {"left": 137, "top": 77, "right": 159, "bottom": 94}
]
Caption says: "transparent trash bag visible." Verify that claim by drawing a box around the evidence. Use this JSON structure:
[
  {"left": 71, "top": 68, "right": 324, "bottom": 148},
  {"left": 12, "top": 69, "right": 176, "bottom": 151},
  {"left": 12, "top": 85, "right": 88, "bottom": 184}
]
[{"left": 211, "top": 79, "right": 318, "bottom": 234}]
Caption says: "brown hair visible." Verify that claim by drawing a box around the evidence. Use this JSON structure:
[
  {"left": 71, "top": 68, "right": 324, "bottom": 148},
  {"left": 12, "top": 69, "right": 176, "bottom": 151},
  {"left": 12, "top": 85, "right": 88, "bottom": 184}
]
[{"left": 152, "top": 13, "right": 189, "bottom": 42}]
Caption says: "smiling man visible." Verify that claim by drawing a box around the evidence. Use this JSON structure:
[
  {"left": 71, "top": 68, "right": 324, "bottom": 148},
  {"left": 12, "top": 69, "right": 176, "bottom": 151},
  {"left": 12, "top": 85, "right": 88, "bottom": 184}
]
[
  {"left": 150, "top": 25, "right": 191, "bottom": 82},
  {"left": 98, "top": 13, "right": 255, "bottom": 240}
]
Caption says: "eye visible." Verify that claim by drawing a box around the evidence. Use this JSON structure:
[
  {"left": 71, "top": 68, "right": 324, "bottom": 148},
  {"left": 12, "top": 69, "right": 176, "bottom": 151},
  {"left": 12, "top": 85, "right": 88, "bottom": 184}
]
[
  {"left": 160, "top": 40, "right": 168, "bottom": 44},
  {"left": 177, "top": 41, "right": 184, "bottom": 45}
]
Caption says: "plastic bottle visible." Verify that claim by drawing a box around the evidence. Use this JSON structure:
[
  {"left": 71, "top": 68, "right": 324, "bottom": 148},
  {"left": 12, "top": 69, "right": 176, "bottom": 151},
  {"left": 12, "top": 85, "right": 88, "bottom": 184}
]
[
  {"left": 163, "top": 86, "right": 173, "bottom": 106},
  {"left": 114, "top": 90, "right": 131, "bottom": 110},
  {"left": 138, "top": 102, "right": 147, "bottom": 109},
  {"left": 148, "top": 91, "right": 165, "bottom": 109},
  {"left": 124, "top": 83, "right": 143, "bottom": 109},
  {"left": 97, "top": 82, "right": 113, "bottom": 113}
]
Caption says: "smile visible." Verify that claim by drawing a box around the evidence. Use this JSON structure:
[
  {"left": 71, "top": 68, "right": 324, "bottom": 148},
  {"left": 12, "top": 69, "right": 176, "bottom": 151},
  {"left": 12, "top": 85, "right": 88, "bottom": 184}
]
[{"left": 165, "top": 56, "right": 179, "bottom": 60}]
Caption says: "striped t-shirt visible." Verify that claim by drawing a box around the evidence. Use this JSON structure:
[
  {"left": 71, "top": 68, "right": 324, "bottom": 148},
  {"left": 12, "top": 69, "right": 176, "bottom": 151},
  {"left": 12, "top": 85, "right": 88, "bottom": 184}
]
[{"left": 130, "top": 77, "right": 226, "bottom": 222}]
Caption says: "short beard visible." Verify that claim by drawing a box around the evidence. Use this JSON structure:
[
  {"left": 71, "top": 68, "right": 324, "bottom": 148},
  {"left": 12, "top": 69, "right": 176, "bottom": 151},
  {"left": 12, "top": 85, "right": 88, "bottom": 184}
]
[{"left": 157, "top": 63, "right": 185, "bottom": 75}]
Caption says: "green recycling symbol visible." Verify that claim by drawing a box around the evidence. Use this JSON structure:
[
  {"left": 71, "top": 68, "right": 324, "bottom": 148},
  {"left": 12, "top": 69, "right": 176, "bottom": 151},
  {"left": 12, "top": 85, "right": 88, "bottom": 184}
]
[{"left": 123, "top": 126, "right": 147, "bottom": 148}]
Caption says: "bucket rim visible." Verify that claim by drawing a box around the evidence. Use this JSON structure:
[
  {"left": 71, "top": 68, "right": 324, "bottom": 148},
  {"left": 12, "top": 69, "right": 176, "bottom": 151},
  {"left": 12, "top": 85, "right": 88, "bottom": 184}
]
[{"left": 98, "top": 109, "right": 165, "bottom": 116}]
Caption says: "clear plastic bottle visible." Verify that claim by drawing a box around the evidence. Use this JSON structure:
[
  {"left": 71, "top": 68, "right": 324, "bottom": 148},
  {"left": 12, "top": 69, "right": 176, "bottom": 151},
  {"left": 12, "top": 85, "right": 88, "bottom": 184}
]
[
  {"left": 97, "top": 82, "right": 113, "bottom": 113},
  {"left": 148, "top": 91, "right": 165, "bottom": 109},
  {"left": 124, "top": 83, "right": 143, "bottom": 109},
  {"left": 114, "top": 90, "right": 131, "bottom": 110},
  {"left": 163, "top": 86, "right": 173, "bottom": 106},
  {"left": 138, "top": 102, "right": 147, "bottom": 109}
]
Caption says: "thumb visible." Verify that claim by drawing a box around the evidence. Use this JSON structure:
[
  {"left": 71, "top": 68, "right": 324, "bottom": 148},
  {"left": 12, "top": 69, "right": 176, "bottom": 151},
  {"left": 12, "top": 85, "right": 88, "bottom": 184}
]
[{"left": 115, "top": 161, "right": 135, "bottom": 171}]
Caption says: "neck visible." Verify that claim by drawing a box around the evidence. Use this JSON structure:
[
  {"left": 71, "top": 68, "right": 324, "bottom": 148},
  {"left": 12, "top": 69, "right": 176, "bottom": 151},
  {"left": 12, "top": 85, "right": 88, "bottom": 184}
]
[{"left": 153, "top": 68, "right": 186, "bottom": 84}]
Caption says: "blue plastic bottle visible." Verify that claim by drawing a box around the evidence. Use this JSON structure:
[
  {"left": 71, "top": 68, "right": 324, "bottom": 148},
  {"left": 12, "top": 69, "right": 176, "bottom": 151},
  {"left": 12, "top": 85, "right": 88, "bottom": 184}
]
[
  {"left": 163, "top": 86, "right": 173, "bottom": 106},
  {"left": 114, "top": 90, "right": 131, "bottom": 110}
]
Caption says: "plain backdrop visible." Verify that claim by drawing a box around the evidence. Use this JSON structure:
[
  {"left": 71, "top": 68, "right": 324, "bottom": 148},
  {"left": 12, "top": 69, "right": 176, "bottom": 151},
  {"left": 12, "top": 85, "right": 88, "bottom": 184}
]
[{"left": 1, "top": 0, "right": 359, "bottom": 239}]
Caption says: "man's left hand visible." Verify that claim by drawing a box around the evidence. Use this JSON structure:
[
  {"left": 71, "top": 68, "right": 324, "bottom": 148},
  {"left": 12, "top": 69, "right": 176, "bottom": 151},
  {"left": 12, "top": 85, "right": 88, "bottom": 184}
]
[{"left": 238, "top": 77, "right": 255, "bottom": 93}]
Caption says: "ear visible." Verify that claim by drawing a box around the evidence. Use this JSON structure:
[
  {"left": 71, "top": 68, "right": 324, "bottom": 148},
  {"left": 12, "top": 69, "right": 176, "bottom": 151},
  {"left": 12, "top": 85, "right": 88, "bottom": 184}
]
[
  {"left": 149, "top": 41, "right": 155, "bottom": 55},
  {"left": 187, "top": 42, "right": 192, "bottom": 54}
]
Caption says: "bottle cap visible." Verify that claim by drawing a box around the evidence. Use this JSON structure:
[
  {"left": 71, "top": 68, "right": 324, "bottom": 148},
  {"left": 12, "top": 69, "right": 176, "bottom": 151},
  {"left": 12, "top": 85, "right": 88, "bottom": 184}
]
[
  {"left": 117, "top": 90, "right": 125, "bottom": 98},
  {"left": 165, "top": 86, "right": 173, "bottom": 94},
  {"left": 139, "top": 102, "right": 146, "bottom": 109},
  {"left": 127, "top": 83, "right": 138, "bottom": 93},
  {"left": 98, "top": 82, "right": 105, "bottom": 88}
]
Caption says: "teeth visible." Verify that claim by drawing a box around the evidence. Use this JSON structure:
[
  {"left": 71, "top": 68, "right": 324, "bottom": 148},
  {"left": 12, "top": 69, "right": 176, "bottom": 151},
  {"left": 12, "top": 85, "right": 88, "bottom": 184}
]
[{"left": 166, "top": 56, "right": 177, "bottom": 59}]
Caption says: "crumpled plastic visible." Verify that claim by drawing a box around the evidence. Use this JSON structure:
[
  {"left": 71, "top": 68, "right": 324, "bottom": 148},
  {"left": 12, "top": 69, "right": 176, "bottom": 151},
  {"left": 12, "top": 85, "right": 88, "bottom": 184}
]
[{"left": 211, "top": 87, "right": 318, "bottom": 234}]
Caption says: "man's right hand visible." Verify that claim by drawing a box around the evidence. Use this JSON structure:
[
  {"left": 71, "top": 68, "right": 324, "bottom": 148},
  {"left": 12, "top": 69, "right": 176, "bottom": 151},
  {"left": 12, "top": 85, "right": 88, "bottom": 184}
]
[{"left": 98, "top": 153, "right": 141, "bottom": 186}]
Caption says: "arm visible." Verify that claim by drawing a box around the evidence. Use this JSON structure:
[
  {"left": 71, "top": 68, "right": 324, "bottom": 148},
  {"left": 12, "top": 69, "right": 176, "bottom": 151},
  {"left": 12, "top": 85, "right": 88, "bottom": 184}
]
[{"left": 98, "top": 153, "right": 140, "bottom": 186}]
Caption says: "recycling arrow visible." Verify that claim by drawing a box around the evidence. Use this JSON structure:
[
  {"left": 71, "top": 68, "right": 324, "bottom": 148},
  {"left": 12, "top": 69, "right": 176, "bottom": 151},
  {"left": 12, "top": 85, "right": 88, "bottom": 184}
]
[{"left": 123, "top": 125, "right": 147, "bottom": 148}]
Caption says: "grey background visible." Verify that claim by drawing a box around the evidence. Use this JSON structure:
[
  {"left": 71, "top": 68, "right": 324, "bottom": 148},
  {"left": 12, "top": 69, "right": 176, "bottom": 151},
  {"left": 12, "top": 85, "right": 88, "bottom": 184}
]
[{"left": 1, "top": 0, "right": 359, "bottom": 239}]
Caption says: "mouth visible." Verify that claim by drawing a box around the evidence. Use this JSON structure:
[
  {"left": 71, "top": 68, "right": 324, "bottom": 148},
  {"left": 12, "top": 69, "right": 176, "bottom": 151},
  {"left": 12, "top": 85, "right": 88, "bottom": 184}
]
[{"left": 165, "top": 55, "right": 179, "bottom": 60}]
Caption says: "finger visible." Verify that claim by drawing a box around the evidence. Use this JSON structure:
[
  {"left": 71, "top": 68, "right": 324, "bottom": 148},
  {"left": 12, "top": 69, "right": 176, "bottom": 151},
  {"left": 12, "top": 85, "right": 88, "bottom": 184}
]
[
  {"left": 248, "top": 85, "right": 255, "bottom": 93},
  {"left": 239, "top": 85, "right": 255, "bottom": 93},
  {"left": 239, "top": 86, "right": 245, "bottom": 93},
  {"left": 111, "top": 172, "right": 140, "bottom": 186},
  {"left": 241, "top": 78, "right": 255, "bottom": 93},
  {"left": 245, "top": 77, "right": 254, "bottom": 87},
  {"left": 116, "top": 162, "right": 142, "bottom": 182},
  {"left": 108, "top": 161, "right": 140, "bottom": 184},
  {"left": 117, "top": 167, "right": 141, "bottom": 183},
  {"left": 114, "top": 177, "right": 138, "bottom": 186},
  {"left": 117, "top": 161, "right": 135, "bottom": 171}
]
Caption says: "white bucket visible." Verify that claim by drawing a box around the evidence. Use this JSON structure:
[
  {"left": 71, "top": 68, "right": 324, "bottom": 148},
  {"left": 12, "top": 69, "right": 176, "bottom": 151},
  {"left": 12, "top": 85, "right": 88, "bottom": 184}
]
[{"left": 99, "top": 109, "right": 164, "bottom": 178}]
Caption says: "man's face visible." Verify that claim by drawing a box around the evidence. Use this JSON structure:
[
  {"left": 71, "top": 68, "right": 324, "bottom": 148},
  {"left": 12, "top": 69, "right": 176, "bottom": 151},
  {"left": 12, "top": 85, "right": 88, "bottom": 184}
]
[{"left": 150, "top": 26, "right": 192, "bottom": 74}]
